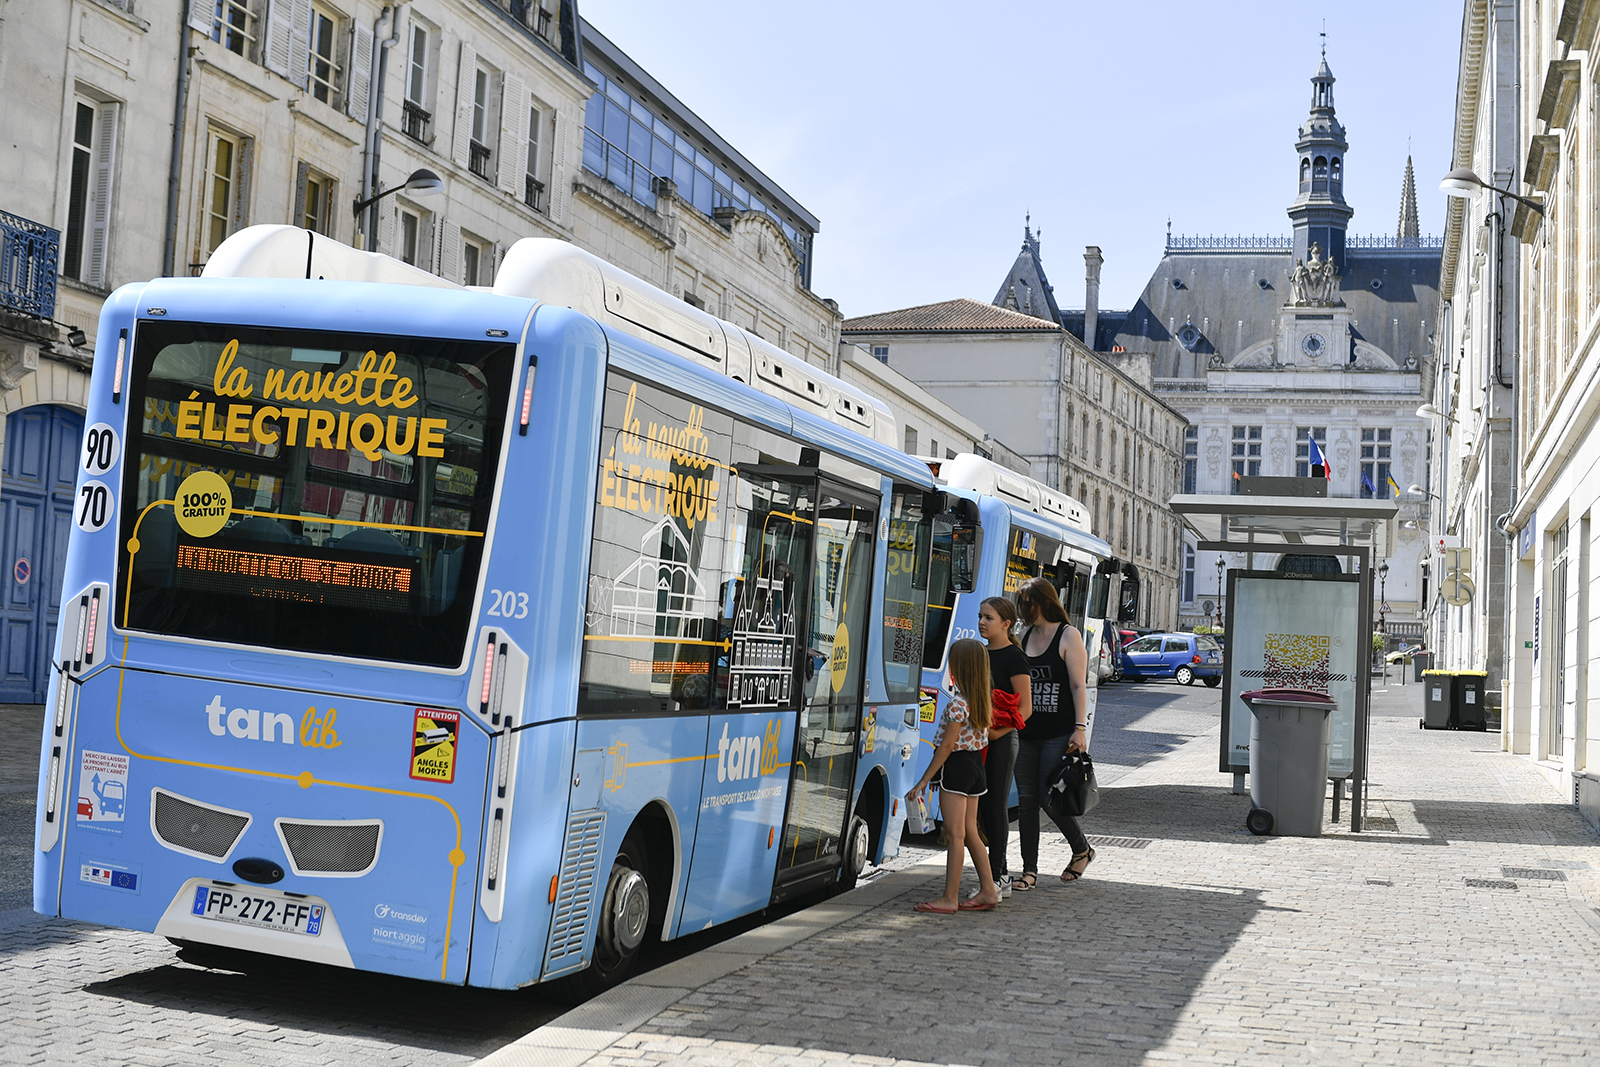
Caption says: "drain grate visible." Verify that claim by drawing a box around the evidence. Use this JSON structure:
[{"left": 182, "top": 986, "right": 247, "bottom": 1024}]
[
  {"left": 1365, "top": 878, "right": 1393, "bottom": 886},
  {"left": 1085, "top": 835, "right": 1152, "bottom": 849},
  {"left": 1362, "top": 816, "right": 1399, "bottom": 832},
  {"left": 1503, "top": 867, "right": 1566, "bottom": 882},
  {"left": 1465, "top": 878, "right": 1518, "bottom": 890},
  {"left": 1541, "top": 860, "right": 1591, "bottom": 870}
]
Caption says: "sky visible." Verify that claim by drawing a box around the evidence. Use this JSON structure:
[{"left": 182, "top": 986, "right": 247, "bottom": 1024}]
[{"left": 579, "top": 0, "right": 1462, "bottom": 320}]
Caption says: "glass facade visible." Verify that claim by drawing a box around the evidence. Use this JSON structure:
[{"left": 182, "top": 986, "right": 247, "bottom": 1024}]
[{"left": 581, "top": 60, "right": 812, "bottom": 284}]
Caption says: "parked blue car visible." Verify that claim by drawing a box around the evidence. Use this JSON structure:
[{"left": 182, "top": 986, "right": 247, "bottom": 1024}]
[{"left": 1120, "top": 632, "right": 1224, "bottom": 686}]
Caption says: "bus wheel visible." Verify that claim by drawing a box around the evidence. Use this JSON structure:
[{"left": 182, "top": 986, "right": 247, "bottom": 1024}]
[
  {"left": 839, "top": 815, "right": 870, "bottom": 891},
  {"left": 566, "top": 836, "right": 651, "bottom": 997}
]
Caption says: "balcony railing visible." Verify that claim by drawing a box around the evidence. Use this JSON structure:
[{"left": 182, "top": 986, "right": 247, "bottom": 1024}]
[
  {"left": 469, "top": 142, "right": 492, "bottom": 180},
  {"left": 524, "top": 175, "right": 546, "bottom": 212},
  {"left": 402, "top": 100, "right": 431, "bottom": 143},
  {"left": 0, "top": 211, "right": 59, "bottom": 319}
]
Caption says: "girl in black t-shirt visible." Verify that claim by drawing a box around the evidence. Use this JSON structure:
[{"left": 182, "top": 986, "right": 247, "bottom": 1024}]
[
  {"left": 1014, "top": 577, "right": 1095, "bottom": 888},
  {"left": 978, "top": 596, "right": 1031, "bottom": 898}
]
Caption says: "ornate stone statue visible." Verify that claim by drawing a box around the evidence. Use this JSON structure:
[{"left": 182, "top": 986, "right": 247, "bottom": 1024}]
[{"left": 1288, "top": 242, "right": 1341, "bottom": 306}]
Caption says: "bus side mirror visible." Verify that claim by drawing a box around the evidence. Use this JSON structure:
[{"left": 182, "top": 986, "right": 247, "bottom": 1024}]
[{"left": 949, "top": 521, "right": 978, "bottom": 593}]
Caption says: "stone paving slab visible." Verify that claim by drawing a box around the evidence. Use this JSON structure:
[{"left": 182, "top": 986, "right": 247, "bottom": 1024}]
[{"left": 479, "top": 682, "right": 1600, "bottom": 1067}]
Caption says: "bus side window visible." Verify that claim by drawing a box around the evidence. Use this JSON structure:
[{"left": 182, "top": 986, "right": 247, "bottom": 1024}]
[
  {"left": 921, "top": 519, "right": 955, "bottom": 670},
  {"left": 883, "top": 488, "right": 932, "bottom": 702}
]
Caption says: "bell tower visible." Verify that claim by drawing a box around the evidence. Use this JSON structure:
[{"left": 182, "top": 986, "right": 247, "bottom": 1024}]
[{"left": 1287, "top": 54, "right": 1354, "bottom": 272}]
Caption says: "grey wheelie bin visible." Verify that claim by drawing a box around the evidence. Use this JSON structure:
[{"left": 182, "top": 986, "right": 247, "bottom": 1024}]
[
  {"left": 1411, "top": 650, "right": 1433, "bottom": 682},
  {"left": 1454, "top": 670, "right": 1488, "bottom": 731},
  {"left": 1421, "top": 669, "right": 1454, "bottom": 729},
  {"left": 1240, "top": 688, "right": 1336, "bottom": 837}
]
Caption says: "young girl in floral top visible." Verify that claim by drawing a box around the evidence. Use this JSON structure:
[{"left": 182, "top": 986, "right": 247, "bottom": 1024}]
[{"left": 908, "top": 638, "right": 1001, "bottom": 913}]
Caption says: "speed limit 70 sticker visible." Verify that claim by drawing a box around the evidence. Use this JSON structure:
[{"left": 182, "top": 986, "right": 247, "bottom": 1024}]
[{"left": 76, "top": 481, "right": 113, "bottom": 533}]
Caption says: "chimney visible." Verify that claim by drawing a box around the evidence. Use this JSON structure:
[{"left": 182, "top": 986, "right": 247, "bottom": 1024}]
[{"left": 1083, "top": 246, "right": 1103, "bottom": 350}]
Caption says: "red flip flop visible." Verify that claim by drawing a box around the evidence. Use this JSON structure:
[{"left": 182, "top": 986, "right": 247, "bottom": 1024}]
[
  {"left": 914, "top": 901, "right": 957, "bottom": 914},
  {"left": 958, "top": 899, "right": 998, "bottom": 911}
]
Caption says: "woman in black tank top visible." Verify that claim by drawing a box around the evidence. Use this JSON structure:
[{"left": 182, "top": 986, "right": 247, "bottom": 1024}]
[{"left": 1011, "top": 577, "right": 1095, "bottom": 888}]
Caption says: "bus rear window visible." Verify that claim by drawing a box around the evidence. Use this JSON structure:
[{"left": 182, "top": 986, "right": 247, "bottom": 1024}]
[{"left": 117, "top": 321, "right": 513, "bottom": 667}]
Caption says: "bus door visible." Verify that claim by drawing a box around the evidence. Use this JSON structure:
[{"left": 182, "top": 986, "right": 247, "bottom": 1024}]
[{"left": 773, "top": 479, "right": 876, "bottom": 898}]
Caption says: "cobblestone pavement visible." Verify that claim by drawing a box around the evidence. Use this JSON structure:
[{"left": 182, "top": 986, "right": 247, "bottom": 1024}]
[{"left": 484, "top": 680, "right": 1600, "bottom": 1067}]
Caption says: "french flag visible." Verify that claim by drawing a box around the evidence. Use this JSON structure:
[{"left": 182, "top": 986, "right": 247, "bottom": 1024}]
[{"left": 1307, "top": 435, "right": 1331, "bottom": 480}]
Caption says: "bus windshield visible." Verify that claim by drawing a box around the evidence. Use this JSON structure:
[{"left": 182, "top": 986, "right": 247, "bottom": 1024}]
[{"left": 117, "top": 320, "right": 514, "bottom": 667}]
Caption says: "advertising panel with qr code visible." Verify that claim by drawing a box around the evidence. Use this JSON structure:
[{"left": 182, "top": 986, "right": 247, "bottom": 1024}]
[{"left": 1222, "top": 573, "right": 1360, "bottom": 776}]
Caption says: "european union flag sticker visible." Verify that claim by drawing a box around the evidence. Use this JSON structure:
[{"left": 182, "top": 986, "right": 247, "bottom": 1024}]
[{"left": 80, "top": 860, "right": 139, "bottom": 894}]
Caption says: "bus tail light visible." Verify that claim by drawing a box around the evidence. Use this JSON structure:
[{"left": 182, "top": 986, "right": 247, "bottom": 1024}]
[
  {"left": 486, "top": 809, "right": 504, "bottom": 891},
  {"left": 518, "top": 355, "right": 537, "bottom": 436},
  {"left": 490, "top": 644, "right": 508, "bottom": 726},
  {"left": 479, "top": 631, "right": 497, "bottom": 715},
  {"left": 44, "top": 747, "right": 60, "bottom": 823},
  {"left": 53, "top": 663, "right": 71, "bottom": 736},
  {"left": 83, "top": 589, "right": 100, "bottom": 667},
  {"left": 112, "top": 328, "right": 126, "bottom": 404},
  {"left": 72, "top": 595, "right": 89, "bottom": 672}
]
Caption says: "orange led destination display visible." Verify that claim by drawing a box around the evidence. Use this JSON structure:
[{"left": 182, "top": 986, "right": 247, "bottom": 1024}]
[{"left": 174, "top": 544, "right": 413, "bottom": 610}]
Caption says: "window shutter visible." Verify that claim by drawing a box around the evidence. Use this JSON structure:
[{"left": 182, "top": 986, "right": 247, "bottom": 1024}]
[
  {"left": 186, "top": 0, "right": 213, "bottom": 35},
  {"left": 293, "top": 161, "right": 309, "bottom": 228},
  {"left": 232, "top": 138, "right": 255, "bottom": 235},
  {"left": 437, "top": 216, "right": 460, "bottom": 282},
  {"left": 288, "top": 0, "right": 312, "bottom": 90},
  {"left": 377, "top": 201, "right": 396, "bottom": 254},
  {"left": 451, "top": 42, "right": 476, "bottom": 167},
  {"left": 346, "top": 19, "right": 374, "bottom": 120},
  {"left": 263, "top": 0, "right": 293, "bottom": 77},
  {"left": 86, "top": 103, "right": 119, "bottom": 288},
  {"left": 549, "top": 109, "right": 567, "bottom": 222},
  {"left": 497, "top": 73, "right": 525, "bottom": 194}
]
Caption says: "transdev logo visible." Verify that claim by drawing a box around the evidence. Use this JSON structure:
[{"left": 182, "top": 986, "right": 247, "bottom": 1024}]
[{"left": 373, "top": 902, "right": 428, "bottom": 925}]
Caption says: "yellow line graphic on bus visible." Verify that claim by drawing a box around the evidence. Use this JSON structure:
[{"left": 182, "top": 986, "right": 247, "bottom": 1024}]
[{"left": 111, "top": 627, "right": 467, "bottom": 982}]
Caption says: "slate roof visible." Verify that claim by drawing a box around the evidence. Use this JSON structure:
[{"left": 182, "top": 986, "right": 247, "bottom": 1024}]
[
  {"left": 1108, "top": 246, "right": 1441, "bottom": 379},
  {"left": 992, "top": 226, "right": 1063, "bottom": 323},
  {"left": 841, "top": 298, "right": 1061, "bottom": 334}
]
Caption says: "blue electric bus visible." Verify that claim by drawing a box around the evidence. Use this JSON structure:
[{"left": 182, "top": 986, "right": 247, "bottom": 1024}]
[
  {"left": 904, "top": 454, "right": 1114, "bottom": 799},
  {"left": 34, "top": 226, "right": 1053, "bottom": 991}
]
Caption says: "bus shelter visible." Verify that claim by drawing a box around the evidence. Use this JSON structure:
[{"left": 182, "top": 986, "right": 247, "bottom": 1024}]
[{"left": 1169, "top": 494, "right": 1398, "bottom": 833}]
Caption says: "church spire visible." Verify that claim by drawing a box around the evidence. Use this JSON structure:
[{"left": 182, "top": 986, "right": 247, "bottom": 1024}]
[
  {"left": 1396, "top": 155, "right": 1420, "bottom": 245},
  {"left": 1287, "top": 53, "right": 1353, "bottom": 272}
]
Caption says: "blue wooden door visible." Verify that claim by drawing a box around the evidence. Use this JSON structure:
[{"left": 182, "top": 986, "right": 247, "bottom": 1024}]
[{"left": 0, "top": 405, "right": 83, "bottom": 703}]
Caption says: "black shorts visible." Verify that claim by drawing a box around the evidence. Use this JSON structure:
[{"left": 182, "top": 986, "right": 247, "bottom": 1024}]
[{"left": 934, "top": 749, "right": 988, "bottom": 797}]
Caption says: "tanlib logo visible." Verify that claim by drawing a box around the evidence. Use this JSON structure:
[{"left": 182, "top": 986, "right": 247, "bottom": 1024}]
[{"left": 717, "top": 720, "right": 780, "bottom": 783}]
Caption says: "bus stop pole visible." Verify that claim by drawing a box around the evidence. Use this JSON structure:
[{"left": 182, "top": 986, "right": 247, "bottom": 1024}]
[{"left": 1349, "top": 544, "right": 1371, "bottom": 833}]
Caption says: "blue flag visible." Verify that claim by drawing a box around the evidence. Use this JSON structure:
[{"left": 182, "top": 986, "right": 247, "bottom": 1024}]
[
  {"left": 1307, "top": 434, "right": 1331, "bottom": 479},
  {"left": 1361, "top": 472, "right": 1377, "bottom": 494}
]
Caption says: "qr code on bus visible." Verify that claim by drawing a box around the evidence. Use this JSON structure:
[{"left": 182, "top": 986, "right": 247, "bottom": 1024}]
[{"left": 1263, "top": 633, "right": 1331, "bottom": 690}]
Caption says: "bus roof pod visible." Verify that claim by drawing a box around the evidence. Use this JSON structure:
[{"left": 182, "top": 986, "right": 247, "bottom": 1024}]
[
  {"left": 495, "top": 237, "right": 899, "bottom": 450},
  {"left": 202, "top": 225, "right": 462, "bottom": 289},
  {"left": 938, "top": 453, "right": 1094, "bottom": 534}
]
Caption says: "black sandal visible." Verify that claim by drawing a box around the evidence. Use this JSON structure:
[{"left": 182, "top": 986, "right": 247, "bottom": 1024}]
[
  {"left": 1012, "top": 872, "right": 1038, "bottom": 891},
  {"left": 1061, "top": 848, "right": 1096, "bottom": 882}
]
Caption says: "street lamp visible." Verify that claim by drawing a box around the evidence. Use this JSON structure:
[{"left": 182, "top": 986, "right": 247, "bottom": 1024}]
[
  {"left": 1415, "top": 402, "right": 1458, "bottom": 425},
  {"left": 1215, "top": 557, "right": 1226, "bottom": 629},
  {"left": 1407, "top": 484, "right": 1440, "bottom": 501},
  {"left": 1377, "top": 561, "right": 1389, "bottom": 635},
  {"left": 351, "top": 168, "right": 445, "bottom": 249},
  {"left": 1439, "top": 167, "right": 1543, "bottom": 389}
]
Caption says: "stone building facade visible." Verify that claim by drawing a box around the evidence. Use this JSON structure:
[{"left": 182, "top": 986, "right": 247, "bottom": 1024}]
[
  {"left": 840, "top": 295, "right": 1187, "bottom": 630},
  {"left": 1431, "top": 0, "right": 1519, "bottom": 726},
  {"left": 1496, "top": 0, "right": 1600, "bottom": 825},
  {"left": 1099, "top": 57, "right": 1440, "bottom": 637},
  {"left": 0, "top": 0, "right": 840, "bottom": 699}
]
